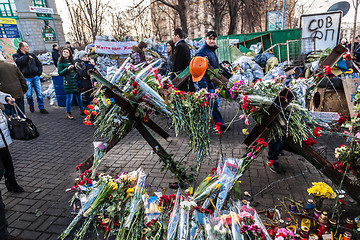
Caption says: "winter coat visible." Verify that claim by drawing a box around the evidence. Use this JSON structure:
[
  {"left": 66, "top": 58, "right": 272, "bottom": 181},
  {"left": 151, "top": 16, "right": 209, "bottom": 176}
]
[
  {"left": 172, "top": 40, "right": 191, "bottom": 73},
  {"left": 57, "top": 59, "right": 78, "bottom": 94},
  {"left": 195, "top": 43, "right": 220, "bottom": 90},
  {"left": 74, "top": 59, "right": 94, "bottom": 91},
  {"left": 0, "top": 61, "right": 28, "bottom": 100},
  {"left": 13, "top": 49, "right": 42, "bottom": 78},
  {"left": 131, "top": 45, "right": 146, "bottom": 65},
  {"left": 0, "top": 91, "right": 13, "bottom": 148},
  {"left": 52, "top": 48, "right": 60, "bottom": 67}
]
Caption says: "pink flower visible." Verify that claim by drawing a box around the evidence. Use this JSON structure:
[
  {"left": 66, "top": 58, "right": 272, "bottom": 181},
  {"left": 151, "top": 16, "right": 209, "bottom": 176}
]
[
  {"left": 245, "top": 119, "right": 249, "bottom": 125},
  {"left": 247, "top": 152, "right": 252, "bottom": 157},
  {"left": 239, "top": 114, "right": 245, "bottom": 120}
]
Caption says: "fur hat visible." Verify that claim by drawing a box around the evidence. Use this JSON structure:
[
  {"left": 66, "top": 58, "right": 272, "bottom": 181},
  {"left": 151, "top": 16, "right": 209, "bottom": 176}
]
[{"left": 78, "top": 51, "right": 88, "bottom": 60}]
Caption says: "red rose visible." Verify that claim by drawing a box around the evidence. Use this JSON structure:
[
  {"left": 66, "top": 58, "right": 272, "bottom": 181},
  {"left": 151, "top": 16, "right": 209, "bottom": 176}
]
[
  {"left": 91, "top": 111, "right": 97, "bottom": 116},
  {"left": 267, "top": 160, "right": 274, "bottom": 167},
  {"left": 87, "top": 105, "right": 94, "bottom": 110},
  {"left": 132, "top": 89, "right": 138, "bottom": 95},
  {"left": 84, "top": 110, "right": 90, "bottom": 115}
]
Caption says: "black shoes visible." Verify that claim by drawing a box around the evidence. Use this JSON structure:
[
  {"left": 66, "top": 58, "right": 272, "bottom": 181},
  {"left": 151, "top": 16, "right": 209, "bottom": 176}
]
[
  {"left": 5, "top": 180, "right": 24, "bottom": 193},
  {"left": 269, "top": 162, "right": 282, "bottom": 174},
  {"left": 29, "top": 105, "right": 34, "bottom": 113},
  {"left": 40, "top": 109, "right": 48, "bottom": 114}
]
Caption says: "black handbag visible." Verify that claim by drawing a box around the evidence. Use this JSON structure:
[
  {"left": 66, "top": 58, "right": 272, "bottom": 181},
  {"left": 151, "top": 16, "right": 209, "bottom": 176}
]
[{"left": 7, "top": 103, "right": 39, "bottom": 140}]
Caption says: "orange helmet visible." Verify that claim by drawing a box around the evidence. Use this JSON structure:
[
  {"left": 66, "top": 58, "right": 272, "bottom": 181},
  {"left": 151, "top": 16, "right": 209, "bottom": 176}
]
[{"left": 189, "top": 56, "right": 208, "bottom": 82}]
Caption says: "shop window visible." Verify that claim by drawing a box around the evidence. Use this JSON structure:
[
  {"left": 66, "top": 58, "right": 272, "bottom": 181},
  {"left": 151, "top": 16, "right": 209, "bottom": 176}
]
[{"left": 0, "top": 0, "right": 17, "bottom": 17}]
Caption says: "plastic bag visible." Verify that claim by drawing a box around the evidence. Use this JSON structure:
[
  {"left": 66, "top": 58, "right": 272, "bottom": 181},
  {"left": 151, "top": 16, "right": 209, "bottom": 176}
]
[
  {"left": 143, "top": 195, "right": 160, "bottom": 224},
  {"left": 215, "top": 156, "right": 242, "bottom": 212},
  {"left": 90, "top": 142, "right": 108, "bottom": 179},
  {"left": 167, "top": 189, "right": 181, "bottom": 240},
  {"left": 124, "top": 168, "right": 146, "bottom": 229}
]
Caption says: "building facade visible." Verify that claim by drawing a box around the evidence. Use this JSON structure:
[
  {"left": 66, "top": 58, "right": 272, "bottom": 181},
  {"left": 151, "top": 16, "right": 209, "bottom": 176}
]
[{"left": 0, "top": 0, "right": 65, "bottom": 52}]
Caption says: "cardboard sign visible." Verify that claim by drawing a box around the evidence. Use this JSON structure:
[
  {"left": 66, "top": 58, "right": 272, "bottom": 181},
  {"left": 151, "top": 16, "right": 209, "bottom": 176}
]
[
  {"left": 342, "top": 73, "right": 360, "bottom": 117},
  {"left": 94, "top": 40, "right": 137, "bottom": 55},
  {"left": 300, "top": 11, "right": 341, "bottom": 53}
]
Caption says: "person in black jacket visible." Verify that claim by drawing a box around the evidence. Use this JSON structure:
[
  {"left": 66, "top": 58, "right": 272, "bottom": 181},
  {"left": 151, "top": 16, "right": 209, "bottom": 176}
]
[
  {"left": 66, "top": 41, "right": 75, "bottom": 54},
  {"left": 196, "top": 31, "right": 226, "bottom": 130},
  {"left": 172, "top": 28, "right": 194, "bottom": 92},
  {"left": 52, "top": 44, "right": 60, "bottom": 67},
  {"left": 75, "top": 51, "right": 95, "bottom": 104},
  {"left": 12, "top": 42, "right": 48, "bottom": 114}
]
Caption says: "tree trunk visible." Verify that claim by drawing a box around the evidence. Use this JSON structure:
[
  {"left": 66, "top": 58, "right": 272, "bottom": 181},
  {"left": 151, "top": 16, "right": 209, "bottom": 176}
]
[
  {"left": 351, "top": 0, "right": 359, "bottom": 54},
  {"left": 178, "top": 0, "right": 188, "bottom": 36}
]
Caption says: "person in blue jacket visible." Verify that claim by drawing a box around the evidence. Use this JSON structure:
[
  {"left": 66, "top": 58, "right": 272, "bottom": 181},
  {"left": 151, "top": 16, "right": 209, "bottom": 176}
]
[{"left": 196, "top": 31, "right": 227, "bottom": 130}]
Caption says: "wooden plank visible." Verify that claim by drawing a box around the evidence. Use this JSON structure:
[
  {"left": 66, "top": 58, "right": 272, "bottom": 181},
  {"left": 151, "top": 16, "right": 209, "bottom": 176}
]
[
  {"left": 134, "top": 122, "right": 191, "bottom": 184},
  {"left": 243, "top": 88, "right": 295, "bottom": 146},
  {"left": 284, "top": 138, "right": 360, "bottom": 203},
  {"left": 313, "top": 44, "right": 347, "bottom": 75},
  {"left": 104, "top": 88, "right": 169, "bottom": 140},
  {"left": 89, "top": 69, "right": 170, "bottom": 140}
]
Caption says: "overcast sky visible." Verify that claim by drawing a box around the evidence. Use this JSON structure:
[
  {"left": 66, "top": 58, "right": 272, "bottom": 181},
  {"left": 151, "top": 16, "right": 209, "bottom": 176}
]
[{"left": 55, "top": 0, "right": 360, "bottom": 36}]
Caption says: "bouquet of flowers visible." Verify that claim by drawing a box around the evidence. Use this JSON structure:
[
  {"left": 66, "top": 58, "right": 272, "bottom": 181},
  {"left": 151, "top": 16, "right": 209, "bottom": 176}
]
[
  {"left": 167, "top": 88, "right": 217, "bottom": 168},
  {"left": 307, "top": 182, "right": 336, "bottom": 209}
]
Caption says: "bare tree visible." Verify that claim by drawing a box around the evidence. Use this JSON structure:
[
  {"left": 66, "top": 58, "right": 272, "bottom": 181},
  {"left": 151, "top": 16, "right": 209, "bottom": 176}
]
[
  {"left": 208, "top": 0, "right": 227, "bottom": 35},
  {"left": 227, "top": 0, "right": 241, "bottom": 35},
  {"left": 65, "top": 0, "right": 110, "bottom": 45},
  {"left": 153, "top": 0, "right": 189, "bottom": 36},
  {"left": 351, "top": 0, "right": 360, "bottom": 53},
  {"left": 110, "top": 10, "right": 131, "bottom": 40}
]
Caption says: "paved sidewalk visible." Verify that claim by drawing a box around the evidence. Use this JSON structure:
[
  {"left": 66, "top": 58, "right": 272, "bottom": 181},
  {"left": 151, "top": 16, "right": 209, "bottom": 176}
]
[{"left": 2, "top": 85, "right": 359, "bottom": 239}]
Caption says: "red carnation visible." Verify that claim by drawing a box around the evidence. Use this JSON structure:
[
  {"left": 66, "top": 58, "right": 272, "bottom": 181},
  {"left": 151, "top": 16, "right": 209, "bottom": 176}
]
[
  {"left": 84, "top": 110, "right": 90, "bottom": 115},
  {"left": 313, "top": 127, "right": 322, "bottom": 138},
  {"left": 323, "top": 65, "right": 332, "bottom": 75},
  {"left": 92, "top": 98, "right": 99, "bottom": 105},
  {"left": 132, "top": 81, "right": 139, "bottom": 88},
  {"left": 132, "top": 89, "right": 138, "bottom": 95},
  {"left": 87, "top": 105, "right": 94, "bottom": 110}
]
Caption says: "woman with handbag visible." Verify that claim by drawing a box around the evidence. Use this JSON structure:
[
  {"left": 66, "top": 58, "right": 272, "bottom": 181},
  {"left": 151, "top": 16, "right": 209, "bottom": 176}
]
[
  {"left": 0, "top": 91, "right": 24, "bottom": 193},
  {"left": 57, "top": 48, "right": 84, "bottom": 120}
]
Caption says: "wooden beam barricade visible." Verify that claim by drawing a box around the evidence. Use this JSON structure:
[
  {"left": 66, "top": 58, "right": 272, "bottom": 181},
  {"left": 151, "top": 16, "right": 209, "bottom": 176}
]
[
  {"left": 243, "top": 88, "right": 295, "bottom": 146},
  {"left": 284, "top": 137, "right": 360, "bottom": 203},
  {"left": 243, "top": 87, "right": 360, "bottom": 203}
]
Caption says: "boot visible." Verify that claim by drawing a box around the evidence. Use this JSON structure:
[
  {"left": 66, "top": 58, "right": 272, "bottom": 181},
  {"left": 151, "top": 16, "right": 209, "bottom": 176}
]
[
  {"left": 5, "top": 179, "right": 24, "bottom": 193},
  {"left": 66, "top": 112, "right": 74, "bottom": 120},
  {"left": 80, "top": 110, "right": 85, "bottom": 115}
]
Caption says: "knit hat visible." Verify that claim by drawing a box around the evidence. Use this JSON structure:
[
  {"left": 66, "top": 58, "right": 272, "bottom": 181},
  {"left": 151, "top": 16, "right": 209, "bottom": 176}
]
[{"left": 78, "top": 51, "right": 88, "bottom": 60}]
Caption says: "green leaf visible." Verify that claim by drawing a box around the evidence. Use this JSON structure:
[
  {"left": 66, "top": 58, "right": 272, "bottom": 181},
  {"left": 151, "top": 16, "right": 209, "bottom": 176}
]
[{"left": 233, "top": 181, "right": 242, "bottom": 200}]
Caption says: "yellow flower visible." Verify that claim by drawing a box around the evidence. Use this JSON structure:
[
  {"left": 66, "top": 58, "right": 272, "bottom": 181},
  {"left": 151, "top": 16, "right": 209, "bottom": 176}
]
[
  {"left": 204, "top": 176, "right": 212, "bottom": 181},
  {"left": 242, "top": 129, "right": 249, "bottom": 135},
  {"left": 111, "top": 182, "right": 118, "bottom": 191},
  {"left": 127, "top": 187, "right": 135, "bottom": 194},
  {"left": 307, "top": 182, "right": 336, "bottom": 199}
]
